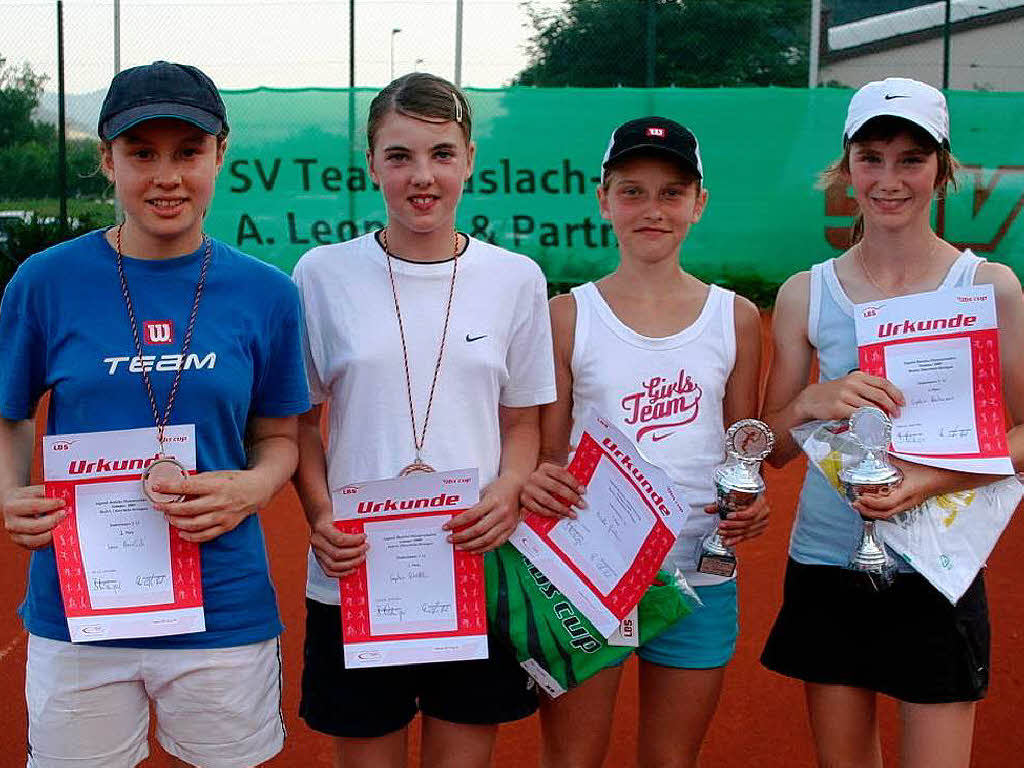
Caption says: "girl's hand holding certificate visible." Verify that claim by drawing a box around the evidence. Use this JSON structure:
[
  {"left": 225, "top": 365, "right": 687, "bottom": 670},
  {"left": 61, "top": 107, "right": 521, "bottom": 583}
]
[
  {"left": 445, "top": 473, "right": 522, "bottom": 553},
  {"left": 520, "top": 461, "right": 588, "bottom": 520},
  {"left": 152, "top": 468, "right": 274, "bottom": 543},
  {"left": 2, "top": 485, "right": 68, "bottom": 550},
  {"left": 795, "top": 370, "right": 904, "bottom": 422},
  {"left": 309, "top": 509, "right": 368, "bottom": 578},
  {"left": 522, "top": 458, "right": 770, "bottom": 546}
]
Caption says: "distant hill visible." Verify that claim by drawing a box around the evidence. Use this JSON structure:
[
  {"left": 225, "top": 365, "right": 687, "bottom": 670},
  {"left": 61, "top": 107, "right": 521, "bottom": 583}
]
[{"left": 35, "top": 89, "right": 105, "bottom": 140}]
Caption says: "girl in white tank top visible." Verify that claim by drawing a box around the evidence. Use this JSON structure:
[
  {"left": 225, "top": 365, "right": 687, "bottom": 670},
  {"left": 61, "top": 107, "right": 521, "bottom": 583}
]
[
  {"left": 521, "top": 117, "right": 768, "bottom": 768},
  {"left": 569, "top": 280, "right": 738, "bottom": 585}
]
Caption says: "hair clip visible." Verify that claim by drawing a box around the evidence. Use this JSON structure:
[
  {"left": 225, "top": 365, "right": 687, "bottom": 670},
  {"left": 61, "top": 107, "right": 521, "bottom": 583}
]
[{"left": 451, "top": 91, "right": 463, "bottom": 123}]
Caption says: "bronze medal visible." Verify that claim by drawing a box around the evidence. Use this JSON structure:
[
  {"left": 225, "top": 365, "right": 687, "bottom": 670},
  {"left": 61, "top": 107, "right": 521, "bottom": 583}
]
[{"left": 142, "top": 457, "right": 189, "bottom": 503}]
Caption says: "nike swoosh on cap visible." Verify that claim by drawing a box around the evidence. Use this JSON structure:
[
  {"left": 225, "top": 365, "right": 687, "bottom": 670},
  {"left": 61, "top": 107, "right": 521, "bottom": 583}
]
[
  {"left": 466, "top": 334, "right": 487, "bottom": 342},
  {"left": 883, "top": 94, "right": 909, "bottom": 100}
]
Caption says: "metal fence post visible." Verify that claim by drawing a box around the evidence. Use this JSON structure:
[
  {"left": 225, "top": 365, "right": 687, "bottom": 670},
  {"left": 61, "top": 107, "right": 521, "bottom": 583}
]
[
  {"left": 645, "top": 0, "right": 655, "bottom": 87},
  {"left": 809, "top": 0, "right": 821, "bottom": 88},
  {"left": 57, "top": 0, "right": 67, "bottom": 238},
  {"left": 942, "top": 0, "right": 952, "bottom": 89}
]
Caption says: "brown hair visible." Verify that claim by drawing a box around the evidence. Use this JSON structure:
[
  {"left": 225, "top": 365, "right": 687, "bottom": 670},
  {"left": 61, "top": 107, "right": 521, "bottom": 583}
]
[
  {"left": 366, "top": 72, "right": 472, "bottom": 152},
  {"left": 820, "top": 115, "right": 958, "bottom": 244}
]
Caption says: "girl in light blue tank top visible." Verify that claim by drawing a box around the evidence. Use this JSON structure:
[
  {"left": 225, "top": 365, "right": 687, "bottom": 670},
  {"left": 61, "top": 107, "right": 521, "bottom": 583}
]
[
  {"left": 789, "top": 252, "right": 985, "bottom": 570},
  {"left": 759, "top": 78, "right": 1024, "bottom": 768}
]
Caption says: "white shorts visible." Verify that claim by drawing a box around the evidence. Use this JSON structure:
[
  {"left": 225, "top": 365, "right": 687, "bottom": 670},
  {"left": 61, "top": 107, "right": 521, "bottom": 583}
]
[{"left": 25, "top": 634, "right": 285, "bottom": 768}]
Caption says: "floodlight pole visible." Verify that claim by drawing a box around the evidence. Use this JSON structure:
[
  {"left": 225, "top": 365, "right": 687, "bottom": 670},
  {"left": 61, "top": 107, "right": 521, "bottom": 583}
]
[
  {"left": 391, "top": 28, "right": 401, "bottom": 82},
  {"left": 808, "top": 0, "right": 821, "bottom": 88},
  {"left": 455, "top": 0, "right": 463, "bottom": 86},
  {"left": 114, "top": 0, "right": 121, "bottom": 73}
]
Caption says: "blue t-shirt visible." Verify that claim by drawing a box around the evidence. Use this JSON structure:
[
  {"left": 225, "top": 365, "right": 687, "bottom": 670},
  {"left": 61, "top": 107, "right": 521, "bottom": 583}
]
[{"left": 0, "top": 229, "right": 310, "bottom": 648}]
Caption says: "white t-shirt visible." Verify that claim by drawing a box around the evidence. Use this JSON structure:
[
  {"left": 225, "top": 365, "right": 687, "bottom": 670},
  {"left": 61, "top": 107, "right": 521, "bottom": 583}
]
[
  {"left": 293, "top": 232, "right": 557, "bottom": 604},
  {"left": 568, "top": 282, "right": 737, "bottom": 586}
]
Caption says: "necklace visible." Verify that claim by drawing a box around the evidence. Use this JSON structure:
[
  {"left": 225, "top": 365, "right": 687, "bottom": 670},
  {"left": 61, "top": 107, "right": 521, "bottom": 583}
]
[
  {"left": 856, "top": 238, "right": 941, "bottom": 298},
  {"left": 115, "top": 224, "right": 212, "bottom": 502},
  {"left": 381, "top": 227, "right": 460, "bottom": 476}
]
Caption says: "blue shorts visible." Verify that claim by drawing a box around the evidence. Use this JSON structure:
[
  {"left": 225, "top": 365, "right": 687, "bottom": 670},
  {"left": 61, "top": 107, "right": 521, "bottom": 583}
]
[{"left": 636, "top": 579, "right": 738, "bottom": 669}]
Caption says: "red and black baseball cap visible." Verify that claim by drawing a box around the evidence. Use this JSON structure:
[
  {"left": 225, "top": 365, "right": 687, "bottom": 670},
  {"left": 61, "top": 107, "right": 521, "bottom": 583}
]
[
  {"left": 601, "top": 116, "right": 703, "bottom": 182},
  {"left": 98, "top": 61, "right": 228, "bottom": 141}
]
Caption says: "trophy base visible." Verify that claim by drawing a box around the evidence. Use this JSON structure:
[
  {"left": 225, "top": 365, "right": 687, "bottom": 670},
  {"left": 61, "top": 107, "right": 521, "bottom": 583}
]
[
  {"left": 698, "top": 551, "right": 736, "bottom": 578},
  {"left": 848, "top": 567, "right": 896, "bottom": 592},
  {"left": 847, "top": 551, "right": 896, "bottom": 591}
]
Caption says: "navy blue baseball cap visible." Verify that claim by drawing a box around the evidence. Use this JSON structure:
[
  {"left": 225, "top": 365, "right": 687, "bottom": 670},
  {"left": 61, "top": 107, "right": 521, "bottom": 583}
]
[
  {"left": 98, "top": 61, "right": 228, "bottom": 140},
  {"left": 602, "top": 116, "right": 703, "bottom": 183}
]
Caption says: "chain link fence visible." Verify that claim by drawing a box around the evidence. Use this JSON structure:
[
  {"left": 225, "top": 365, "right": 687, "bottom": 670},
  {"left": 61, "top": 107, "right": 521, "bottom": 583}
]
[
  {"left": 2, "top": 0, "right": 1023, "bottom": 287},
  {"left": 0, "top": 0, "right": 558, "bottom": 266}
]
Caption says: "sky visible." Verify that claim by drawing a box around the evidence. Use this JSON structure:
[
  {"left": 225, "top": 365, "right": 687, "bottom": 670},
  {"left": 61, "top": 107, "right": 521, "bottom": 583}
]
[{"left": 1, "top": 0, "right": 568, "bottom": 94}]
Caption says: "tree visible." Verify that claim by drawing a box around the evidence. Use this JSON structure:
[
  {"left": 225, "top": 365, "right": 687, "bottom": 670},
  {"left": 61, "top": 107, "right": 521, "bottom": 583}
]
[
  {"left": 0, "top": 55, "right": 105, "bottom": 200},
  {"left": 515, "top": 0, "right": 809, "bottom": 87},
  {"left": 0, "top": 56, "right": 52, "bottom": 148}
]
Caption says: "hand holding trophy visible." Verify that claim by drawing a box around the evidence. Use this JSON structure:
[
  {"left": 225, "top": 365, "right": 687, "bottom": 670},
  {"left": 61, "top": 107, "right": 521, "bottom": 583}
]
[
  {"left": 698, "top": 419, "right": 774, "bottom": 578},
  {"left": 839, "top": 406, "right": 903, "bottom": 590}
]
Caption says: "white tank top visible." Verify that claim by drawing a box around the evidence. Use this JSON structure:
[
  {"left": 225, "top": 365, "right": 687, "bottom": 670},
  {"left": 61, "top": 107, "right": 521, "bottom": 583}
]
[{"left": 569, "top": 281, "right": 737, "bottom": 585}]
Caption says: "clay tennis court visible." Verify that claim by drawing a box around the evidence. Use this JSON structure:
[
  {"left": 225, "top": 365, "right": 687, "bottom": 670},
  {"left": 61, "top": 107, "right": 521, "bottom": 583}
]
[{"left": 2, "top": 314, "right": 1021, "bottom": 766}]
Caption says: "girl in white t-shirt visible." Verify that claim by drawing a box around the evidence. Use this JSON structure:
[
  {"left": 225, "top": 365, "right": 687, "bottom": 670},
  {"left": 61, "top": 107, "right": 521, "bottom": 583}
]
[
  {"left": 520, "top": 117, "right": 769, "bottom": 768},
  {"left": 291, "top": 73, "right": 555, "bottom": 768}
]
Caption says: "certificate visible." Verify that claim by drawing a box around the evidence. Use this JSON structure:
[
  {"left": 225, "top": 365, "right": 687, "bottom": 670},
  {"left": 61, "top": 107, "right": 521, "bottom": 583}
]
[
  {"left": 43, "top": 426, "right": 205, "bottom": 642},
  {"left": 509, "top": 412, "right": 690, "bottom": 638},
  {"left": 855, "top": 285, "right": 1013, "bottom": 474},
  {"left": 333, "top": 469, "right": 488, "bottom": 668}
]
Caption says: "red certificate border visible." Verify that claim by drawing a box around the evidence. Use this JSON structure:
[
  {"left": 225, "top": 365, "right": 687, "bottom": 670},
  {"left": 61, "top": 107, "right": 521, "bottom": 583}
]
[
  {"left": 46, "top": 474, "right": 204, "bottom": 619},
  {"left": 521, "top": 432, "right": 676, "bottom": 620},
  {"left": 335, "top": 510, "right": 486, "bottom": 644},
  {"left": 859, "top": 327, "right": 1009, "bottom": 460}
]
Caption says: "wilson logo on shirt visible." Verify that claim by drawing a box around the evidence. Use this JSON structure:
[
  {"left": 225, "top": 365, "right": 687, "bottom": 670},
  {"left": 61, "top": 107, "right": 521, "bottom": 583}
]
[
  {"left": 143, "top": 320, "right": 174, "bottom": 345},
  {"left": 620, "top": 368, "right": 703, "bottom": 443}
]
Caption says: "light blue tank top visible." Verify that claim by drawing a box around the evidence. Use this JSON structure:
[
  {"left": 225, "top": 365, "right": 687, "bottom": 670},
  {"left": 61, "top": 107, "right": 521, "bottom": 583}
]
[{"left": 788, "top": 251, "right": 985, "bottom": 567}]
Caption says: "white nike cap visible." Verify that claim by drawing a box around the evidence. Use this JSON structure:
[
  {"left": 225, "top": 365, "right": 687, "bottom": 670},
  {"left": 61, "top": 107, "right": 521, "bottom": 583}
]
[{"left": 843, "top": 77, "right": 949, "bottom": 148}]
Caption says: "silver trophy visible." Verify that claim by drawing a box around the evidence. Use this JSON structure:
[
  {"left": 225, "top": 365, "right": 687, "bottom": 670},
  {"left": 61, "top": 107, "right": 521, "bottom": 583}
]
[
  {"left": 838, "top": 406, "right": 903, "bottom": 589},
  {"left": 698, "top": 419, "right": 775, "bottom": 578}
]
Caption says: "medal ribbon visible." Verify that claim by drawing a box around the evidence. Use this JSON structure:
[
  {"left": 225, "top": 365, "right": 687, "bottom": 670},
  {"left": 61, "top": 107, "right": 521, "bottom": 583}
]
[
  {"left": 115, "top": 223, "right": 212, "bottom": 452},
  {"left": 381, "top": 228, "right": 459, "bottom": 470}
]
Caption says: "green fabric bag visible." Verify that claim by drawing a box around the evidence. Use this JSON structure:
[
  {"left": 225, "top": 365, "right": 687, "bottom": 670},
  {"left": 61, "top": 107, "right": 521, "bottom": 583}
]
[{"left": 486, "top": 543, "right": 693, "bottom": 697}]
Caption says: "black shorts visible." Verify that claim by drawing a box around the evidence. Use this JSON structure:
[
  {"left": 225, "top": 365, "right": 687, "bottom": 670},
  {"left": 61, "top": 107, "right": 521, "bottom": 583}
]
[
  {"left": 299, "top": 598, "right": 538, "bottom": 738},
  {"left": 761, "top": 559, "right": 989, "bottom": 704}
]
